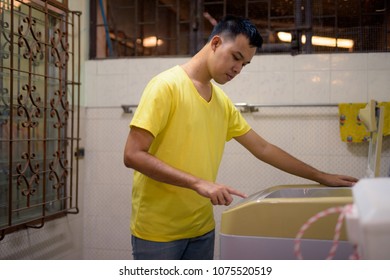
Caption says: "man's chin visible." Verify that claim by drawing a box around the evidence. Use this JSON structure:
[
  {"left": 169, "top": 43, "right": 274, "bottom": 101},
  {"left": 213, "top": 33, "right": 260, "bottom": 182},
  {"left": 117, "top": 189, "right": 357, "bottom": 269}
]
[{"left": 213, "top": 79, "right": 228, "bottom": 85}]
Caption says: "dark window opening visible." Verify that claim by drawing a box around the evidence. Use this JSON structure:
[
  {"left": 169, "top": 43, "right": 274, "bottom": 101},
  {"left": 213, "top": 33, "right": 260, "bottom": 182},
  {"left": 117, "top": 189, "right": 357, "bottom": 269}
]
[{"left": 89, "top": 0, "right": 389, "bottom": 58}]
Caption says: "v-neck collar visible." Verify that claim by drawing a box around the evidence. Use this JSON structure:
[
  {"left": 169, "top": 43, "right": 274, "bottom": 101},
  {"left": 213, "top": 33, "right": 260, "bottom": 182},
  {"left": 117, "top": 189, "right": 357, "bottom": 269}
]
[{"left": 178, "top": 65, "right": 214, "bottom": 104}]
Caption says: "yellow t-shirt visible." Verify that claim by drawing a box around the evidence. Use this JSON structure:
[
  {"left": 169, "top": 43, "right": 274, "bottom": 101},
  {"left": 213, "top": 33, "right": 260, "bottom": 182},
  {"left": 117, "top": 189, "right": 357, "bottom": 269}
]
[{"left": 130, "top": 65, "right": 251, "bottom": 242}]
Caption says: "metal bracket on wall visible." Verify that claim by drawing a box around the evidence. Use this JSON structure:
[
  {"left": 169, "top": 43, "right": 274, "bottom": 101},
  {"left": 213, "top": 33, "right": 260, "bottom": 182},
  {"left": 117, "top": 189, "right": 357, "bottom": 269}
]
[
  {"left": 74, "top": 148, "right": 85, "bottom": 159},
  {"left": 234, "top": 103, "right": 259, "bottom": 113},
  {"left": 121, "top": 105, "right": 138, "bottom": 114}
]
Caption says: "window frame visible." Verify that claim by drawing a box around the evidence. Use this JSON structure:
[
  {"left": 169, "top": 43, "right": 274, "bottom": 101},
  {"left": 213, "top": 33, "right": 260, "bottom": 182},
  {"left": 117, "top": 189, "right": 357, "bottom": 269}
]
[{"left": 0, "top": 0, "right": 81, "bottom": 240}]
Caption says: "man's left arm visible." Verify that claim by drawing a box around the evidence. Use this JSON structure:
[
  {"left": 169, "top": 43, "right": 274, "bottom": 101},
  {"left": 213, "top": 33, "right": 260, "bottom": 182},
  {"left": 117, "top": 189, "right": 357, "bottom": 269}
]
[{"left": 234, "top": 129, "right": 358, "bottom": 187}]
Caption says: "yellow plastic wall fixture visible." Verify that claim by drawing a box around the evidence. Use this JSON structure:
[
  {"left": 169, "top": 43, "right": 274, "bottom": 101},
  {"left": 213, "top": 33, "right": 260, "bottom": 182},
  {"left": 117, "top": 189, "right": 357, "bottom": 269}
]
[{"left": 359, "top": 100, "right": 377, "bottom": 132}]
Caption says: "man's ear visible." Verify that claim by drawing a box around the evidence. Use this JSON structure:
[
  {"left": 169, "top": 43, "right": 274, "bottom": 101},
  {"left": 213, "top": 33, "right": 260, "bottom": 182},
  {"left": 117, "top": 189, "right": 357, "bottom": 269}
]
[{"left": 210, "top": 36, "right": 222, "bottom": 51}]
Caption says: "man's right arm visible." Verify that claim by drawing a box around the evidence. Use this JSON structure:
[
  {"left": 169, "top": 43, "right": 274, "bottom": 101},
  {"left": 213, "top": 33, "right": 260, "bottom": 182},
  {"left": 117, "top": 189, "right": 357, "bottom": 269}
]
[{"left": 123, "top": 126, "right": 246, "bottom": 205}]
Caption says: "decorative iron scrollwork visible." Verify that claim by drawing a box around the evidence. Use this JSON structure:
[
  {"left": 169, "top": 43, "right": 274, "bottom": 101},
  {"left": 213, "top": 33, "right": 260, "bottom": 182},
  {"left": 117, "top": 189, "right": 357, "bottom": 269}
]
[
  {"left": 50, "top": 89, "right": 69, "bottom": 128},
  {"left": 51, "top": 28, "right": 69, "bottom": 69},
  {"left": 49, "top": 150, "right": 68, "bottom": 199},
  {"left": 0, "top": 20, "right": 11, "bottom": 59},
  {"left": 18, "top": 17, "right": 42, "bottom": 62},
  {"left": 0, "top": 88, "right": 10, "bottom": 126},
  {"left": 17, "top": 84, "right": 42, "bottom": 128},
  {"left": 16, "top": 152, "right": 40, "bottom": 207}
]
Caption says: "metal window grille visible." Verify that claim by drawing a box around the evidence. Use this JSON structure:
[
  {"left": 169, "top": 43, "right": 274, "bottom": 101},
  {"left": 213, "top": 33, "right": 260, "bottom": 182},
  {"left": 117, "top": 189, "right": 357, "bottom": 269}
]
[{"left": 0, "top": 0, "right": 81, "bottom": 240}]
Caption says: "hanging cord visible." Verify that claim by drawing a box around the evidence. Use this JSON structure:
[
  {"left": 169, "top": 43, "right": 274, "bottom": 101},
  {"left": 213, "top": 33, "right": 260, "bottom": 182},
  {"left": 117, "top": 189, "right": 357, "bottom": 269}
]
[
  {"left": 294, "top": 204, "right": 360, "bottom": 260},
  {"left": 98, "top": 0, "right": 114, "bottom": 57}
]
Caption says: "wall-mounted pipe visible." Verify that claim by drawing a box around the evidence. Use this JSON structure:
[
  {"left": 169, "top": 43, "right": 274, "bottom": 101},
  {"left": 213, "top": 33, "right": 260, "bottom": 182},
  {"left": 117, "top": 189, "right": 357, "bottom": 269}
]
[
  {"left": 234, "top": 103, "right": 338, "bottom": 113},
  {"left": 119, "top": 103, "right": 339, "bottom": 114}
]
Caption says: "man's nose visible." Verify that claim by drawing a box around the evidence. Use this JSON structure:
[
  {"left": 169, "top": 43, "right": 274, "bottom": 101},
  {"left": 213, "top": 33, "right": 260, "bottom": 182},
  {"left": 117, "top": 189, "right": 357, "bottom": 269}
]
[{"left": 233, "top": 63, "right": 243, "bottom": 74}]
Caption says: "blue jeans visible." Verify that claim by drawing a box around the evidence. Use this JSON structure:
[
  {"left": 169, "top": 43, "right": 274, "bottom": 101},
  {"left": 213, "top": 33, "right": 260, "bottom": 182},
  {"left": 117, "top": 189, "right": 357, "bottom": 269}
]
[{"left": 131, "top": 230, "right": 215, "bottom": 260}]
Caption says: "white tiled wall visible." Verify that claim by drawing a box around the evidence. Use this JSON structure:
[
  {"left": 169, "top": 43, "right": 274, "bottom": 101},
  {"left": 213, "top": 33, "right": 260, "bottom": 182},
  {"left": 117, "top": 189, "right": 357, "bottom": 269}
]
[
  {"left": 82, "top": 108, "right": 134, "bottom": 259},
  {"left": 83, "top": 53, "right": 390, "bottom": 260}
]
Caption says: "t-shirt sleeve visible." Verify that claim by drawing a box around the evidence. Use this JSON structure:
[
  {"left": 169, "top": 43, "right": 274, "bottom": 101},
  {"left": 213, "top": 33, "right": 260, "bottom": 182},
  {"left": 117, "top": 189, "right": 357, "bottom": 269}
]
[
  {"left": 225, "top": 100, "right": 251, "bottom": 141},
  {"left": 130, "top": 77, "right": 172, "bottom": 138}
]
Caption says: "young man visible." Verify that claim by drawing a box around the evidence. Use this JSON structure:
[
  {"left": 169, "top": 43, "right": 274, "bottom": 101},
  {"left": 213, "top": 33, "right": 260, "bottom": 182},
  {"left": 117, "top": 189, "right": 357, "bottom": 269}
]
[{"left": 123, "top": 15, "right": 358, "bottom": 260}]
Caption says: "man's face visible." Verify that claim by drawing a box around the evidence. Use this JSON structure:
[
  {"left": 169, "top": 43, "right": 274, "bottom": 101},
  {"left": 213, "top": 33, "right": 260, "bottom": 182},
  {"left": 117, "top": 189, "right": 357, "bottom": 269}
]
[{"left": 209, "top": 34, "right": 257, "bottom": 85}]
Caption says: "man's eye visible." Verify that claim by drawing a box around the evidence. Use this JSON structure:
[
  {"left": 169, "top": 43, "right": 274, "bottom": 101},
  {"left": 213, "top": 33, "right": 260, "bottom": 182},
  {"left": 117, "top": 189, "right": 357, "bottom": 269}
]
[{"left": 233, "top": 55, "right": 239, "bottom": 60}]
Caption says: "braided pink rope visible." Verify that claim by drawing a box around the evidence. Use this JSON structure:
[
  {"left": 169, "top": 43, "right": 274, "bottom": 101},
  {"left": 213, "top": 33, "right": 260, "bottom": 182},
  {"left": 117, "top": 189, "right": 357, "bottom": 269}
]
[{"left": 294, "top": 204, "right": 354, "bottom": 260}]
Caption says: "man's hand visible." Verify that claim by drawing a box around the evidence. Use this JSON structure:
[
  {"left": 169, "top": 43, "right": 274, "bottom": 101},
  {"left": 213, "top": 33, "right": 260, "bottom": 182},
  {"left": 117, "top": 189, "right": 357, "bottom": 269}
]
[
  {"left": 316, "top": 173, "right": 358, "bottom": 187},
  {"left": 193, "top": 180, "right": 247, "bottom": 206}
]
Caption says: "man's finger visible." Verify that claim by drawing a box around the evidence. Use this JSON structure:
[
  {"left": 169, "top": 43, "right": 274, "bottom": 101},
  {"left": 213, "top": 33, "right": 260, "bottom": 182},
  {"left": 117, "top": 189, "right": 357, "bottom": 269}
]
[{"left": 227, "top": 187, "right": 247, "bottom": 199}]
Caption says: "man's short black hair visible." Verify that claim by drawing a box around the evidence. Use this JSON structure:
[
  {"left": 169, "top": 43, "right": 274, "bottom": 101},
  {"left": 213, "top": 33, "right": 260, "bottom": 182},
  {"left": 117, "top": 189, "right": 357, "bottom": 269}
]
[{"left": 208, "top": 15, "right": 263, "bottom": 49}]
